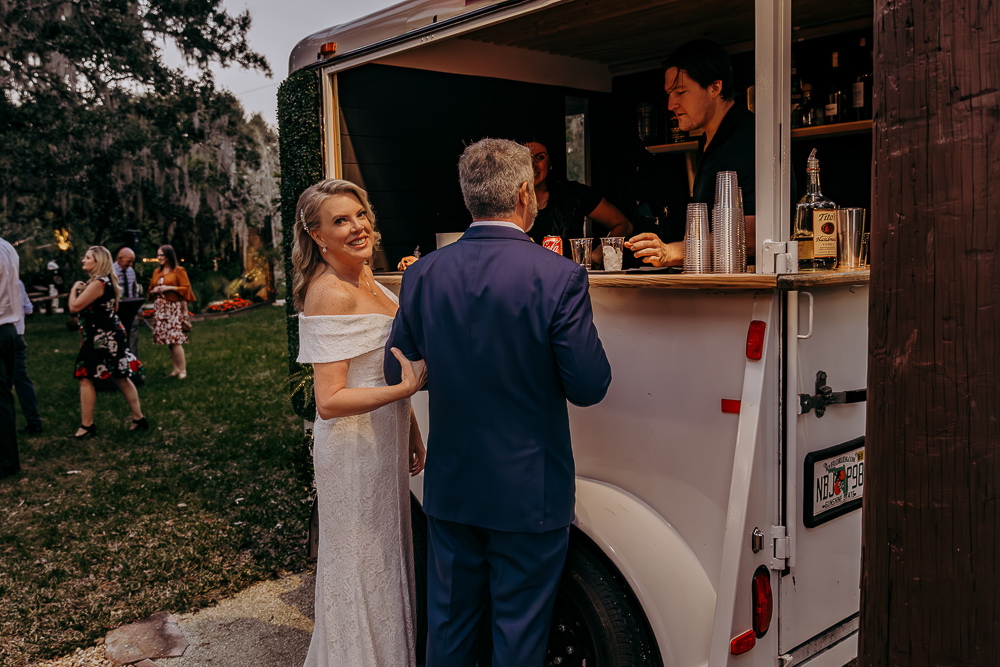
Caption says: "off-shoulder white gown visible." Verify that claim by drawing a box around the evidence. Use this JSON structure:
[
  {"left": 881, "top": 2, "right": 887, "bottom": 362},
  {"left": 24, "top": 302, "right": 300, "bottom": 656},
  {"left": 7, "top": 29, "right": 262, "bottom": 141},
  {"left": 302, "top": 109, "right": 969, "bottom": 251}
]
[{"left": 297, "top": 284, "right": 416, "bottom": 667}]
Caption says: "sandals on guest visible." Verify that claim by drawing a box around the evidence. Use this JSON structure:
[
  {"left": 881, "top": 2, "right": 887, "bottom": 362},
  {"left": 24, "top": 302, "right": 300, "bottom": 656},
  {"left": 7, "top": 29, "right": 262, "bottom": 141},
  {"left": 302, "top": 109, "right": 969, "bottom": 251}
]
[
  {"left": 130, "top": 417, "right": 149, "bottom": 431},
  {"left": 74, "top": 423, "right": 97, "bottom": 439},
  {"left": 178, "top": 372, "right": 187, "bottom": 380}
]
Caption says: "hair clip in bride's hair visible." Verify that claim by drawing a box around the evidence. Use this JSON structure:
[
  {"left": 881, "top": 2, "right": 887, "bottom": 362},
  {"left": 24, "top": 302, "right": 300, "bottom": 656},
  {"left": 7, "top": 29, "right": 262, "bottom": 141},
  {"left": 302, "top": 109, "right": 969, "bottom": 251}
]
[{"left": 300, "top": 209, "right": 308, "bottom": 232}]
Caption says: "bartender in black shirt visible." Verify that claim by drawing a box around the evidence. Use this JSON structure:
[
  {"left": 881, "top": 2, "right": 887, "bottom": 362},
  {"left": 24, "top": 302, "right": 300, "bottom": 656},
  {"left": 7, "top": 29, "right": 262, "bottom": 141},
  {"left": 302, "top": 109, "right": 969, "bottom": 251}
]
[
  {"left": 527, "top": 140, "right": 632, "bottom": 266},
  {"left": 627, "top": 39, "right": 756, "bottom": 267}
]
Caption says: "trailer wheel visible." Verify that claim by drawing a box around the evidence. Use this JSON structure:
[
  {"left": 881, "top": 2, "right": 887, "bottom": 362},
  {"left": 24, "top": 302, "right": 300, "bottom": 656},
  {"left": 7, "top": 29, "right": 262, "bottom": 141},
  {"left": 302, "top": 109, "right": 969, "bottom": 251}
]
[
  {"left": 410, "top": 494, "right": 428, "bottom": 663},
  {"left": 546, "top": 544, "right": 662, "bottom": 667}
]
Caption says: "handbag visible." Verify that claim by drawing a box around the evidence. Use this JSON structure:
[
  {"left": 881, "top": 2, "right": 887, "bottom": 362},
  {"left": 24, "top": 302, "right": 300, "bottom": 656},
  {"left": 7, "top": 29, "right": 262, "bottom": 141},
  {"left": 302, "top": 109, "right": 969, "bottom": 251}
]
[{"left": 181, "top": 310, "right": 192, "bottom": 333}]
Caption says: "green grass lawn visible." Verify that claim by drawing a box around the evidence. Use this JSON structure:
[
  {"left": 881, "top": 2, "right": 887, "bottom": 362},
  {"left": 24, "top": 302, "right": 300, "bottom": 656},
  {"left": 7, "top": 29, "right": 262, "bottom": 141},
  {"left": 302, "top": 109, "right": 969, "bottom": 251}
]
[{"left": 0, "top": 306, "right": 313, "bottom": 666}]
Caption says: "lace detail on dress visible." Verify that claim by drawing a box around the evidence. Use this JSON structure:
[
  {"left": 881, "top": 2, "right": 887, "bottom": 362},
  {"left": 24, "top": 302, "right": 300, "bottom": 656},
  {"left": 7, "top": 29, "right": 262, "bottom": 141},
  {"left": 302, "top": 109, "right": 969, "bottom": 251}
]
[{"left": 300, "top": 303, "right": 416, "bottom": 667}]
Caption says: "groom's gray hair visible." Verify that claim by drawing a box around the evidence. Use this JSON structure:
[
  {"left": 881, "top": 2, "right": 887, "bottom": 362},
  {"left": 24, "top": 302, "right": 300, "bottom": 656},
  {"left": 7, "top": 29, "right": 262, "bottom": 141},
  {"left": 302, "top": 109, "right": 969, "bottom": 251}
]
[{"left": 458, "top": 138, "right": 534, "bottom": 220}]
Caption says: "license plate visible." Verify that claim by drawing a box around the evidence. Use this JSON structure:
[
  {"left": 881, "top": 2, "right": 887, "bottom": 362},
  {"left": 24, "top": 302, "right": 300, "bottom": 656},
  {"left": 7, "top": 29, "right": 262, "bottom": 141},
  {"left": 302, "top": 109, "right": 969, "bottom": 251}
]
[{"left": 804, "top": 437, "right": 864, "bottom": 528}]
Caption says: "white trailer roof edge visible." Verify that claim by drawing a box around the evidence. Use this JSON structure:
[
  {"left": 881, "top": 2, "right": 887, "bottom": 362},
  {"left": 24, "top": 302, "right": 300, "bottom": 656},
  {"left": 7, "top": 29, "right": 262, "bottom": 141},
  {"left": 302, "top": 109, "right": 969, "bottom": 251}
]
[{"left": 289, "top": 0, "right": 564, "bottom": 76}]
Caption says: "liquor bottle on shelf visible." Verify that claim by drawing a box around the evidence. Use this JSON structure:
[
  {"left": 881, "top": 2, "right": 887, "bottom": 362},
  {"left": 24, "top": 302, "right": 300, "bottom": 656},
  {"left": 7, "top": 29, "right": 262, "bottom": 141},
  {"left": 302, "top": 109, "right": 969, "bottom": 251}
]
[
  {"left": 824, "top": 51, "right": 844, "bottom": 124},
  {"left": 793, "top": 149, "right": 838, "bottom": 270},
  {"left": 809, "top": 83, "right": 826, "bottom": 126},
  {"left": 790, "top": 57, "right": 803, "bottom": 127},
  {"left": 667, "top": 112, "right": 687, "bottom": 143},
  {"left": 795, "top": 84, "right": 819, "bottom": 127},
  {"left": 851, "top": 37, "right": 873, "bottom": 121}
]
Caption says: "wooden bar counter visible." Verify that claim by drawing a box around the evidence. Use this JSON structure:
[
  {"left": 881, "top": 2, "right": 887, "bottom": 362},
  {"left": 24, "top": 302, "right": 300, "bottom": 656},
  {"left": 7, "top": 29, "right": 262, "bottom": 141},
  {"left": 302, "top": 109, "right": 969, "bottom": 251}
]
[{"left": 375, "top": 268, "right": 870, "bottom": 291}]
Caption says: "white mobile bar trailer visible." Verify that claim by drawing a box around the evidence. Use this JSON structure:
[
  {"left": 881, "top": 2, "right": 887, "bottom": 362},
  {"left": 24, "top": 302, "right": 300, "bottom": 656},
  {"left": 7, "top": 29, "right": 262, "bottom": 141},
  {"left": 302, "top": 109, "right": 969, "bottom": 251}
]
[{"left": 284, "top": 1, "right": 871, "bottom": 665}]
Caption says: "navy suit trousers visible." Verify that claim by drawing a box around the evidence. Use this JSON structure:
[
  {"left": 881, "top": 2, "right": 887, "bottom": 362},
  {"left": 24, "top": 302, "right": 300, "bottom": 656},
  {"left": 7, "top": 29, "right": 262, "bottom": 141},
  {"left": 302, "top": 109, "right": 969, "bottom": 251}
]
[{"left": 426, "top": 516, "right": 569, "bottom": 667}]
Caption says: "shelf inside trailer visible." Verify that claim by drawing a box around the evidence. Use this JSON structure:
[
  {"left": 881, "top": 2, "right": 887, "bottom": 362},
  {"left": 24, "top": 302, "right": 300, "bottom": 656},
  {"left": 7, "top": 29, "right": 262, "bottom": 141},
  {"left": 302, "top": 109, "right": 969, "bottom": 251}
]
[{"left": 644, "top": 120, "right": 872, "bottom": 154}]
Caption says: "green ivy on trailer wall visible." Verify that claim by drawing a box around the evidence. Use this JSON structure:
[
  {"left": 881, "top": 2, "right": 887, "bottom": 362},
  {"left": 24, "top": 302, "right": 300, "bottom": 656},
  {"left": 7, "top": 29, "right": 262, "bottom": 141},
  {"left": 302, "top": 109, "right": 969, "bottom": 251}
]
[{"left": 277, "top": 68, "right": 323, "bottom": 419}]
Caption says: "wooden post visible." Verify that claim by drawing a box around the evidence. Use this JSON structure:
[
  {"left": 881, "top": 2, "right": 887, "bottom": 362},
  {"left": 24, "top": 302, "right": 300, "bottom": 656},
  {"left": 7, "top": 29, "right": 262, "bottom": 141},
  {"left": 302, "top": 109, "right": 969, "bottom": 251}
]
[{"left": 860, "top": 0, "right": 1000, "bottom": 664}]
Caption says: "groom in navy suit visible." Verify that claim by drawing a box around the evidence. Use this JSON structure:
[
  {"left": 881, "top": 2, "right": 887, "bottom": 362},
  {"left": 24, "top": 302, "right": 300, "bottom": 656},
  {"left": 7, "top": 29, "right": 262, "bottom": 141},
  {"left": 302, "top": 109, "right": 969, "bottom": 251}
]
[{"left": 385, "top": 138, "right": 612, "bottom": 666}]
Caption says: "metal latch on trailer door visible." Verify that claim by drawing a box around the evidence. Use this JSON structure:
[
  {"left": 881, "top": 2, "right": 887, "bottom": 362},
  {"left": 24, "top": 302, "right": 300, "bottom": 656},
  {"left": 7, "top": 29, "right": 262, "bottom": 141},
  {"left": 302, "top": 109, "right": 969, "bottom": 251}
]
[{"left": 798, "top": 371, "right": 867, "bottom": 418}]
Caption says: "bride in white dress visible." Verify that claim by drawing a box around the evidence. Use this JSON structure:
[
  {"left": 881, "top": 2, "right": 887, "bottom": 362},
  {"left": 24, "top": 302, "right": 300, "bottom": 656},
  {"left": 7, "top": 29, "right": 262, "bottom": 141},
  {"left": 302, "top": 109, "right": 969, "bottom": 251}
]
[{"left": 291, "top": 179, "right": 427, "bottom": 667}]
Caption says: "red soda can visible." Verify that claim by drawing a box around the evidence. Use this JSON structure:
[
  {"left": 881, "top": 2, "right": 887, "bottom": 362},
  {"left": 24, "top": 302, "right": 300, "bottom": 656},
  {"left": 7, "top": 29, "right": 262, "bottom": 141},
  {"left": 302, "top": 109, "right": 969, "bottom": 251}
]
[{"left": 542, "top": 235, "right": 563, "bottom": 255}]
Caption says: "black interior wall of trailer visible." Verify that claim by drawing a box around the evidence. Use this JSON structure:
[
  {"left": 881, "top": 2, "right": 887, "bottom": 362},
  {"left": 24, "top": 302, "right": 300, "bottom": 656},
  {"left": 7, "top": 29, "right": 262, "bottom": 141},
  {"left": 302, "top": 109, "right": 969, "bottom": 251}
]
[{"left": 337, "top": 64, "right": 612, "bottom": 268}]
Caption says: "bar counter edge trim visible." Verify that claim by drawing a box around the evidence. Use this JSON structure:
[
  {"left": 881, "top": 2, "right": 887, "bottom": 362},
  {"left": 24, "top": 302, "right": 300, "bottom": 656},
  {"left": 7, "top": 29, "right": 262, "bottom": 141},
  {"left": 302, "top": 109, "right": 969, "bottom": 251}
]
[{"left": 374, "top": 270, "right": 870, "bottom": 291}]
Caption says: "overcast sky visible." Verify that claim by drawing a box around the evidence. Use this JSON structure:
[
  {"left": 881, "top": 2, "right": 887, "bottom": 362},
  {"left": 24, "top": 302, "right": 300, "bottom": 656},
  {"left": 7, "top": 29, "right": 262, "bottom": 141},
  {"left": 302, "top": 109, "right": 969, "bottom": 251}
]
[{"left": 208, "top": 0, "right": 400, "bottom": 127}]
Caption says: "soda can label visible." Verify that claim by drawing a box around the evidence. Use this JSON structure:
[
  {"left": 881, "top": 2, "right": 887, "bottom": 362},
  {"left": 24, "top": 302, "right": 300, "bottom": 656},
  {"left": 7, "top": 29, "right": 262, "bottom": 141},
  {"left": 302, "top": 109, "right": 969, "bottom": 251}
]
[{"left": 543, "top": 236, "right": 563, "bottom": 254}]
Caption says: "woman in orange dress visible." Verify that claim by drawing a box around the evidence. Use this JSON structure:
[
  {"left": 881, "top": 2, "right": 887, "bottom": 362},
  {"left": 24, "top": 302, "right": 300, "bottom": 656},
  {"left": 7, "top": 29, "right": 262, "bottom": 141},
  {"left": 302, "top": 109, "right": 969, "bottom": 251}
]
[{"left": 148, "top": 245, "right": 196, "bottom": 379}]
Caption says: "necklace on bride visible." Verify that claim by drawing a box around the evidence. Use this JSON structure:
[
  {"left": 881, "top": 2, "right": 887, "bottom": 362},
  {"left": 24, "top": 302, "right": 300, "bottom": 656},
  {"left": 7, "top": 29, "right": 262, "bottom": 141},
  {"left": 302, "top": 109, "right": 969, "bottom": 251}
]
[{"left": 329, "top": 263, "right": 378, "bottom": 297}]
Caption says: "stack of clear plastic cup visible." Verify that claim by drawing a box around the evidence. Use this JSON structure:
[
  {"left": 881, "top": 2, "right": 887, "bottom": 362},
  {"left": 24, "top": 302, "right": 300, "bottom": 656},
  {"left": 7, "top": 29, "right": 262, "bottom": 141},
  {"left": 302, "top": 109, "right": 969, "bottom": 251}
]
[
  {"left": 683, "top": 203, "right": 711, "bottom": 273},
  {"left": 735, "top": 187, "right": 747, "bottom": 271},
  {"left": 712, "top": 171, "right": 747, "bottom": 274}
]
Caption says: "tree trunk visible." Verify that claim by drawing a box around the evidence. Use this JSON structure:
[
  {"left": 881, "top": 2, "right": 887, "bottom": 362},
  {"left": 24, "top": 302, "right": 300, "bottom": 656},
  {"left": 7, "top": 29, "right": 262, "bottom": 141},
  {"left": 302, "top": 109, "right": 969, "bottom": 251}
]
[{"left": 860, "top": 0, "right": 1000, "bottom": 665}]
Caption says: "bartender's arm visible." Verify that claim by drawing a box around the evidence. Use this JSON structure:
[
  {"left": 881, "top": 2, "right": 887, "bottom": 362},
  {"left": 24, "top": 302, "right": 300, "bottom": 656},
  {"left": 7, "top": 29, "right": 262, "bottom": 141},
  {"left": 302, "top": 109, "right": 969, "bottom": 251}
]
[
  {"left": 589, "top": 199, "right": 633, "bottom": 264},
  {"left": 627, "top": 214, "right": 756, "bottom": 267}
]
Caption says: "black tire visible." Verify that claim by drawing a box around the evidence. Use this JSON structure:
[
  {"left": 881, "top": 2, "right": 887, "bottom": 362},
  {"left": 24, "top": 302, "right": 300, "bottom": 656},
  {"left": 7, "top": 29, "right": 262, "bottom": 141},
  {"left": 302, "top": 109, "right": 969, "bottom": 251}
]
[
  {"left": 410, "top": 494, "right": 429, "bottom": 664},
  {"left": 546, "top": 542, "right": 663, "bottom": 667}
]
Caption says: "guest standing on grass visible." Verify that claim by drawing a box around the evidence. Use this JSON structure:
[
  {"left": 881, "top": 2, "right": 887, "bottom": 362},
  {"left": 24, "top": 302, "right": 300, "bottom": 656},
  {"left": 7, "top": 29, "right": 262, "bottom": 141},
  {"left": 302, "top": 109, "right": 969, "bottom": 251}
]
[
  {"left": 68, "top": 246, "right": 147, "bottom": 439},
  {"left": 114, "top": 247, "right": 142, "bottom": 357},
  {"left": 0, "top": 235, "right": 22, "bottom": 478},
  {"left": 14, "top": 280, "right": 42, "bottom": 434},
  {"left": 148, "top": 245, "right": 195, "bottom": 379}
]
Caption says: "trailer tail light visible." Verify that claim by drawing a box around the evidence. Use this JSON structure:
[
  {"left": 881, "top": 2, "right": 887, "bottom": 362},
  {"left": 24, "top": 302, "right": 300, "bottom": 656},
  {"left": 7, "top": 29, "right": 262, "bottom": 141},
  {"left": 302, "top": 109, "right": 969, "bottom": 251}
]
[
  {"left": 319, "top": 42, "right": 338, "bottom": 57},
  {"left": 746, "top": 320, "right": 766, "bottom": 360},
  {"left": 721, "top": 399, "right": 741, "bottom": 414},
  {"left": 730, "top": 629, "right": 756, "bottom": 654},
  {"left": 752, "top": 565, "right": 773, "bottom": 638}
]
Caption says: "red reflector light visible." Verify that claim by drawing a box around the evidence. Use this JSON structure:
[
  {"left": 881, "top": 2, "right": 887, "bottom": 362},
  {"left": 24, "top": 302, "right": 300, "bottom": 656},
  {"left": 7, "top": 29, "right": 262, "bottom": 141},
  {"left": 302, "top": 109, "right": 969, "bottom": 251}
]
[
  {"left": 319, "top": 42, "right": 338, "bottom": 56},
  {"left": 746, "top": 320, "right": 766, "bottom": 360},
  {"left": 721, "top": 399, "right": 741, "bottom": 414},
  {"left": 730, "top": 629, "right": 756, "bottom": 654},
  {"left": 752, "top": 565, "right": 773, "bottom": 638}
]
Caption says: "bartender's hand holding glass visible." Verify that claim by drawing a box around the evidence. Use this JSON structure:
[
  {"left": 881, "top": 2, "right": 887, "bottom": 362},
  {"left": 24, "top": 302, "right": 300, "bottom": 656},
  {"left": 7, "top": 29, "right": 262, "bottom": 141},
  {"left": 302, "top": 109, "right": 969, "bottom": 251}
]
[
  {"left": 625, "top": 233, "right": 684, "bottom": 267},
  {"left": 391, "top": 347, "right": 427, "bottom": 396}
]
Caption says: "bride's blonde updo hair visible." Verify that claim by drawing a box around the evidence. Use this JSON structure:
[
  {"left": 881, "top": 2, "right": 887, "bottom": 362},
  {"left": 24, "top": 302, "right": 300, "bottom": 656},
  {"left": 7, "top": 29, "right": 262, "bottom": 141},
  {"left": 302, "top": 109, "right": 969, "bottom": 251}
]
[{"left": 291, "top": 179, "right": 380, "bottom": 311}]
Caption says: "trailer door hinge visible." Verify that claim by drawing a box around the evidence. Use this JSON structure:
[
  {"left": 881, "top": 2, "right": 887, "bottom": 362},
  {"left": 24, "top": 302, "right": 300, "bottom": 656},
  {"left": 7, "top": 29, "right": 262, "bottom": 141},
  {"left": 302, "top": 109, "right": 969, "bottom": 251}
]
[
  {"left": 762, "top": 240, "right": 798, "bottom": 274},
  {"left": 771, "top": 525, "right": 790, "bottom": 570}
]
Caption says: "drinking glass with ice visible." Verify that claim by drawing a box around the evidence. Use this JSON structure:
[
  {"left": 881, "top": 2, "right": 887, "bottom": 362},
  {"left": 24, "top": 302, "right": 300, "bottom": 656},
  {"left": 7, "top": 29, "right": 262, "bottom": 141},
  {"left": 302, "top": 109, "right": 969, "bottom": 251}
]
[{"left": 601, "top": 237, "right": 625, "bottom": 272}]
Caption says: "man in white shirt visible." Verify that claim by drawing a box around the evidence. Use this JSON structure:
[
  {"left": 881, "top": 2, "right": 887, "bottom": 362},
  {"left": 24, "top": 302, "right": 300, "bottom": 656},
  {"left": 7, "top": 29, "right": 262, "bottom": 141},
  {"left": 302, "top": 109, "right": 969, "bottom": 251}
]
[
  {"left": 0, "top": 235, "right": 22, "bottom": 478},
  {"left": 14, "top": 280, "right": 42, "bottom": 434},
  {"left": 114, "top": 247, "right": 141, "bottom": 356}
]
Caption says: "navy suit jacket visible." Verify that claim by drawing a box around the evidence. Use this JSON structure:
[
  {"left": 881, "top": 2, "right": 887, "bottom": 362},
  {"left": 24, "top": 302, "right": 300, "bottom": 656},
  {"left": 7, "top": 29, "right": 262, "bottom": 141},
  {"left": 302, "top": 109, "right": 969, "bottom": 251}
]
[{"left": 385, "top": 223, "right": 611, "bottom": 533}]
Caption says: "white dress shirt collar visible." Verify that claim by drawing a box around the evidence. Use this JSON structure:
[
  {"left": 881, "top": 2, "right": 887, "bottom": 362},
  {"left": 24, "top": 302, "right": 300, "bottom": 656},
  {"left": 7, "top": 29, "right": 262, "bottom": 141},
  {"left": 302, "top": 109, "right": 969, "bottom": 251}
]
[{"left": 469, "top": 221, "right": 526, "bottom": 233}]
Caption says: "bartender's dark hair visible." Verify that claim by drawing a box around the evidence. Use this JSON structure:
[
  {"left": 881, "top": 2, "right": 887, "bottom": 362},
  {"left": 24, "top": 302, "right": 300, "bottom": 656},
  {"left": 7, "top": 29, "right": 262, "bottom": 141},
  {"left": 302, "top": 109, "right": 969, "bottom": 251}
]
[
  {"left": 663, "top": 39, "right": 735, "bottom": 102},
  {"left": 459, "top": 138, "right": 534, "bottom": 220}
]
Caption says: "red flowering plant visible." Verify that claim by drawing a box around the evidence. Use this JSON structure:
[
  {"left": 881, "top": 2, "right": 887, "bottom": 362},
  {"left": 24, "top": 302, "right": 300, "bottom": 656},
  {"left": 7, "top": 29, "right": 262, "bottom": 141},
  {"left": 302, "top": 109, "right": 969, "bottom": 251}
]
[{"left": 206, "top": 296, "right": 252, "bottom": 313}]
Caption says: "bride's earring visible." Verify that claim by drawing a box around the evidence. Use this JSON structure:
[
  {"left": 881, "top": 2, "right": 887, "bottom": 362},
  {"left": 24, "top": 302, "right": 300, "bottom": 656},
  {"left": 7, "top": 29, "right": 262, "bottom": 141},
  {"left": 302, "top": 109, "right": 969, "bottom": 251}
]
[{"left": 321, "top": 245, "right": 328, "bottom": 253}]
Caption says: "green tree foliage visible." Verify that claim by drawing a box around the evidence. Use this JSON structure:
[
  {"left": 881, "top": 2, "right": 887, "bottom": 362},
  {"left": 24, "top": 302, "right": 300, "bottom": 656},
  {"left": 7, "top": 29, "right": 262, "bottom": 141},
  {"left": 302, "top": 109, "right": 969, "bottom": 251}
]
[{"left": 0, "top": 0, "right": 277, "bottom": 281}]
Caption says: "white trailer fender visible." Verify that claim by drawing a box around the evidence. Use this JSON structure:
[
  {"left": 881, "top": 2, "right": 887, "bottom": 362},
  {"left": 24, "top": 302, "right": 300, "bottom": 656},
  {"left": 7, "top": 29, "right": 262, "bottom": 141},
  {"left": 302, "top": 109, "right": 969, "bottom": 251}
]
[{"left": 574, "top": 477, "right": 714, "bottom": 667}]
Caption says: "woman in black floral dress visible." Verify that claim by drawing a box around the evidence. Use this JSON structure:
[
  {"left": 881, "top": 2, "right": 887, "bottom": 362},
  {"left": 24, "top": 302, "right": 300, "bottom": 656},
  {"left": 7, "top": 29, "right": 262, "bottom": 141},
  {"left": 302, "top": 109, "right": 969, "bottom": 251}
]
[{"left": 68, "top": 246, "right": 147, "bottom": 439}]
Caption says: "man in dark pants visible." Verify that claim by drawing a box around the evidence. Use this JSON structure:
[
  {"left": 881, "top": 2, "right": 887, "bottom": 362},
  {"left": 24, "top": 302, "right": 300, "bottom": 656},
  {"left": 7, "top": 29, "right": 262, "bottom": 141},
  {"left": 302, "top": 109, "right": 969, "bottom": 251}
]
[
  {"left": 0, "top": 236, "right": 22, "bottom": 479},
  {"left": 14, "top": 280, "right": 42, "bottom": 434},
  {"left": 385, "top": 138, "right": 612, "bottom": 666}
]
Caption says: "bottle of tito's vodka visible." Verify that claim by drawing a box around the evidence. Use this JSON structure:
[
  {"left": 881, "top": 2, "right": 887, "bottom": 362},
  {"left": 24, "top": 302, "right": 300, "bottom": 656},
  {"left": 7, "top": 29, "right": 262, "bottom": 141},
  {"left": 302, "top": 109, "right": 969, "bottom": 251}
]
[{"left": 793, "top": 149, "right": 838, "bottom": 270}]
